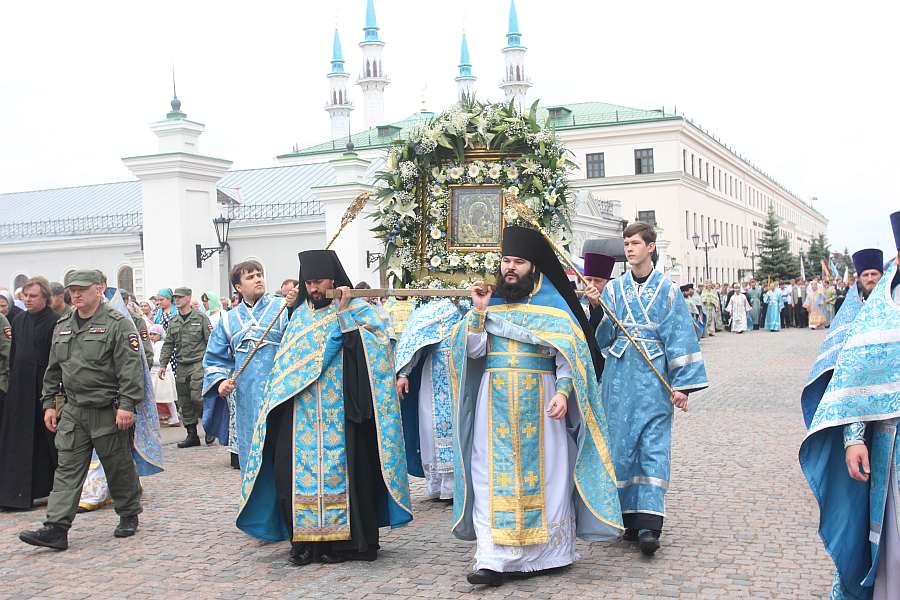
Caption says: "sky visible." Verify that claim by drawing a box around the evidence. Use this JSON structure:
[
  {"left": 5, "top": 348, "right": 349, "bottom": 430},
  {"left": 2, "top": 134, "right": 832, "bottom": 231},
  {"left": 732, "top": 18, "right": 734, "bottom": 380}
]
[{"left": 1, "top": 0, "right": 898, "bottom": 255}]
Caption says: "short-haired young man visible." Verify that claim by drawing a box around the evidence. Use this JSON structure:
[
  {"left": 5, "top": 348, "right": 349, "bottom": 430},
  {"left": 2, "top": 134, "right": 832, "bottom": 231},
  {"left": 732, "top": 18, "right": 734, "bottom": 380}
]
[
  {"left": 594, "top": 222, "right": 709, "bottom": 556},
  {"left": 202, "top": 261, "right": 297, "bottom": 470}
]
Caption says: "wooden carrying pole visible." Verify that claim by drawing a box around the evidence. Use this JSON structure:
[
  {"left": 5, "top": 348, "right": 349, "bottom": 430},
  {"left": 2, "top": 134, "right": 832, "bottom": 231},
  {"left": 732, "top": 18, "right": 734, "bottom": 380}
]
[
  {"left": 228, "top": 192, "right": 371, "bottom": 383},
  {"left": 505, "top": 196, "right": 678, "bottom": 401},
  {"left": 326, "top": 288, "right": 587, "bottom": 299}
]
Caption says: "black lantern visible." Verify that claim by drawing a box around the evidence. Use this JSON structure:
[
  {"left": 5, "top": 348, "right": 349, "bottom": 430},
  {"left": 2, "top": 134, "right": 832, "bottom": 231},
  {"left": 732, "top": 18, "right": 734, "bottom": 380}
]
[{"left": 196, "top": 215, "right": 232, "bottom": 268}]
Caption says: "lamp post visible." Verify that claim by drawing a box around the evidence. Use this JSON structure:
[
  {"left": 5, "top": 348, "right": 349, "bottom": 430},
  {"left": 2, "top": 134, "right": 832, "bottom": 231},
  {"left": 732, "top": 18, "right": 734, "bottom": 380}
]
[
  {"left": 195, "top": 215, "right": 232, "bottom": 268},
  {"left": 742, "top": 244, "right": 759, "bottom": 278},
  {"left": 692, "top": 231, "right": 720, "bottom": 281}
]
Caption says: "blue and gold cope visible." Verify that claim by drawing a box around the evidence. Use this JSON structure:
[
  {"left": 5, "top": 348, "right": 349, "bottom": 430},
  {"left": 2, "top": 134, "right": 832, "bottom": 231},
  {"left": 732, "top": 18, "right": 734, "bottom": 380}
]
[
  {"left": 202, "top": 294, "right": 289, "bottom": 467},
  {"left": 595, "top": 270, "right": 708, "bottom": 520},
  {"left": 801, "top": 263, "right": 900, "bottom": 600},
  {"left": 236, "top": 298, "right": 412, "bottom": 542},
  {"left": 449, "top": 274, "right": 623, "bottom": 546},
  {"left": 394, "top": 299, "right": 464, "bottom": 478}
]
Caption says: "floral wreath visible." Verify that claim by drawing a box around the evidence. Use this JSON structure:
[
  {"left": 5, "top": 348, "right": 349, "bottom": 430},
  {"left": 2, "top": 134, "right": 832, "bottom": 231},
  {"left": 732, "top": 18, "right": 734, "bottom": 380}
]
[{"left": 373, "top": 98, "right": 574, "bottom": 287}]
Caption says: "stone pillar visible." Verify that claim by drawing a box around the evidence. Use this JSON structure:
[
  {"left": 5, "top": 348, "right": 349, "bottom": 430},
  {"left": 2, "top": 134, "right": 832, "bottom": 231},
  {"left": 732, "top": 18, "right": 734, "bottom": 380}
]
[
  {"left": 122, "top": 105, "right": 232, "bottom": 296},
  {"left": 312, "top": 151, "right": 378, "bottom": 285}
]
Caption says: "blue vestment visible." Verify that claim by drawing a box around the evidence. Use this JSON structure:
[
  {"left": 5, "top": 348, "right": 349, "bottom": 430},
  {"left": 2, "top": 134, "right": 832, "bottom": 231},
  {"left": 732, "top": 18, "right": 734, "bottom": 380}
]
[
  {"left": 202, "top": 294, "right": 288, "bottom": 469},
  {"left": 236, "top": 298, "right": 411, "bottom": 542},
  {"left": 764, "top": 289, "right": 783, "bottom": 331},
  {"left": 394, "top": 299, "right": 465, "bottom": 488},
  {"left": 800, "top": 265, "right": 900, "bottom": 600},
  {"left": 800, "top": 284, "right": 864, "bottom": 427},
  {"left": 449, "top": 274, "right": 623, "bottom": 545},
  {"left": 108, "top": 291, "right": 163, "bottom": 476},
  {"left": 595, "top": 270, "right": 708, "bottom": 525}
]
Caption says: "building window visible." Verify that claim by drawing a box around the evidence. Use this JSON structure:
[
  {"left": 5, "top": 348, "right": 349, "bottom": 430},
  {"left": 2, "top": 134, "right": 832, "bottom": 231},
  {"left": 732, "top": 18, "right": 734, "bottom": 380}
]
[
  {"left": 683, "top": 149, "right": 687, "bottom": 173},
  {"left": 698, "top": 158, "right": 702, "bottom": 178},
  {"left": 685, "top": 211, "right": 690, "bottom": 239},
  {"left": 13, "top": 274, "right": 29, "bottom": 290},
  {"left": 586, "top": 152, "right": 605, "bottom": 178},
  {"left": 637, "top": 210, "right": 657, "bottom": 227},
  {"left": 635, "top": 148, "right": 654, "bottom": 175},
  {"left": 117, "top": 266, "right": 135, "bottom": 294},
  {"left": 691, "top": 153, "right": 695, "bottom": 176},
  {"left": 706, "top": 163, "right": 709, "bottom": 183}
]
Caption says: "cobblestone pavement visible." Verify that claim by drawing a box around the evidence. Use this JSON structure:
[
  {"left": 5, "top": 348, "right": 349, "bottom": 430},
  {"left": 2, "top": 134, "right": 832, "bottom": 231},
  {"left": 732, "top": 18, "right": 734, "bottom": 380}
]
[{"left": 0, "top": 327, "right": 835, "bottom": 599}]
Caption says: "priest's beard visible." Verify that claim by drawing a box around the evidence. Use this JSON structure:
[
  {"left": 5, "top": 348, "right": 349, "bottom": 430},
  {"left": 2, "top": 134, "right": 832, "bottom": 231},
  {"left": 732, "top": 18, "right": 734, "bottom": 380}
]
[
  {"left": 307, "top": 293, "right": 332, "bottom": 309},
  {"left": 494, "top": 268, "right": 537, "bottom": 303}
]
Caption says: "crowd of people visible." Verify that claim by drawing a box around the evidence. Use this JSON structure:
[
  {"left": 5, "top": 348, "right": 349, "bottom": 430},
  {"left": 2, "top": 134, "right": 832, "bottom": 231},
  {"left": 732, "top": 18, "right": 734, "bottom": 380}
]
[
  {"left": 0, "top": 210, "right": 896, "bottom": 597},
  {"left": 678, "top": 273, "right": 862, "bottom": 337}
]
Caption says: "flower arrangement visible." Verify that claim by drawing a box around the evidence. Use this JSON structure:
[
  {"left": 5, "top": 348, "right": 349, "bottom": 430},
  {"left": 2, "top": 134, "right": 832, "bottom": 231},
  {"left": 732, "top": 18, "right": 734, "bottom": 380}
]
[{"left": 373, "top": 98, "right": 574, "bottom": 287}]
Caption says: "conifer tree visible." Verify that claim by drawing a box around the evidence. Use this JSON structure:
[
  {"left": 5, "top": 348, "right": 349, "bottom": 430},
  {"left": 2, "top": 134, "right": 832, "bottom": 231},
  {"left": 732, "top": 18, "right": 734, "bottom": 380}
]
[
  {"left": 804, "top": 233, "right": 831, "bottom": 278},
  {"left": 756, "top": 205, "right": 799, "bottom": 281}
]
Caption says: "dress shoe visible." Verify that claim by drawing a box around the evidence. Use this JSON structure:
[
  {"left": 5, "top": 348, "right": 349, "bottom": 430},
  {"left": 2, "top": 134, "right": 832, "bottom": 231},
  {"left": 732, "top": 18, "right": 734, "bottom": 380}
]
[
  {"left": 19, "top": 524, "right": 69, "bottom": 550},
  {"left": 114, "top": 515, "right": 139, "bottom": 538},
  {"left": 638, "top": 530, "right": 660, "bottom": 556},
  {"left": 622, "top": 528, "right": 639, "bottom": 542},
  {"left": 319, "top": 552, "right": 346, "bottom": 564},
  {"left": 205, "top": 433, "right": 216, "bottom": 445},
  {"left": 467, "top": 569, "right": 503, "bottom": 586},
  {"left": 230, "top": 453, "right": 241, "bottom": 470},
  {"left": 289, "top": 544, "right": 313, "bottom": 566}
]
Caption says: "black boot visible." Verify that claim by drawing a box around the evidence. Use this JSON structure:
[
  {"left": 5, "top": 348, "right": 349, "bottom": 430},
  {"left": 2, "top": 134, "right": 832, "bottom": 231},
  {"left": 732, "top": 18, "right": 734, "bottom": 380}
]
[
  {"left": 230, "top": 452, "right": 240, "bottom": 470},
  {"left": 622, "top": 528, "right": 639, "bottom": 542},
  {"left": 114, "top": 515, "right": 139, "bottom": 538},
  {"left": 177, "top": 425, "right": 201, "bottom": 448},
  {"left": 204, "top": 431, "right": 216, "bottom": 445},
  {"left": 290, "top": 543, "right": 313, "bottom": 566},
  {"left": 19, "top": 524, "right": 69, "bottom": 550},
  {"left": 638, "top": 529, "right": 661, "bottom": 556},
  {"left": 467, "top": 569, "right": 503, "bottom": 586}
]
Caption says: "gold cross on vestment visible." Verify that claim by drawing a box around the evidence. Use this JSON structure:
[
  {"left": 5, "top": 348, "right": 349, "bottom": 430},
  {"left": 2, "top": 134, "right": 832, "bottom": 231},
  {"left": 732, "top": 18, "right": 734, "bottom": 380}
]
[
  {"left": 495, "top": 423, "right": 509, "bottom": 439},
  {"left": 520, "top": 374, "right": 538, "bottom": 391},
  {"left": 496, "top": 472, "right": 513, "bottom": 489},
  {"left": 522, "top": 423, "right": 537, "bottom": 439},
  {"left": 524, "top": 471, "right": 539, "bottom": 487}
]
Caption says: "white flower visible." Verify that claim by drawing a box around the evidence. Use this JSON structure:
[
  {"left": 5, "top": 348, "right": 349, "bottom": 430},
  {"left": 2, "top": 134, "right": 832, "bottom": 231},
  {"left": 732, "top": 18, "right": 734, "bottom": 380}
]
[
  {"left": 506, "top": 185, "right": 520, "bottom": 198},
  {"left": 430, "top": 255, "right": 443, "bottom": 268},
  {"left": 488, "top": 164, "right": 502, "bottom": 179},
  {"left": 546, "top": 191, "right": 559, "bottom": 206},
  {"left": 483, "top": 255, "right": 498, "bottom": 271},
  {"left": 464, "top": 253, "right": 480, "bottom": 268},
  {"left": 505, "top": 207, "right": 519, "bottom": 222},
  {"left": 429, "top": 206, "right": 442, "bottom": 219},
  {"left": 399, "top": 161, "right": 418, "bottom": 182},
  {"left": 430, "top": 226, "right": 443, "bottom": 240},
  {"left": 448, "top": 166, "right": 464, "bottom": 180},
  {"left": 431, "top": 167, "right": 441, "bottom": 179},
  {"left": 467, "top": 163, "right": 481, "bottom": 179},
  {"left": 521, "top": 158, "right": 539, "bottom": 175},
  {"left": 505, "top": 166, "right": 519, "bottom": 179},
  {"left": 449, "top": 254, "right": 462, "bottom": 268}
]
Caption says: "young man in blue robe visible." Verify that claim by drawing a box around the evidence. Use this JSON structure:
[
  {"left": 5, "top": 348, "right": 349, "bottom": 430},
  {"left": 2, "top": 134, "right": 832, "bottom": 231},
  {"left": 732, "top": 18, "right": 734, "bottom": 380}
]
[
  {"left": 395, "top": 298, "right": 466, "bottom": 501},
  {"left": 800, "top": 248, "right": 884, "bottom": 428},
  {"left": 800, "top": 213, "right": 900, "bottom": 600},
  {"left": 237, "top": 250, "right": 411, "bottom": 566},
  {"left": 590, "top": 221, "right": 708, "bottom": 556},
  {"left": 450, "top": 226, "right": 622, "bottom": 587},
  {"left": 202, "top": 261, "right": 295, "bottom": 471}
]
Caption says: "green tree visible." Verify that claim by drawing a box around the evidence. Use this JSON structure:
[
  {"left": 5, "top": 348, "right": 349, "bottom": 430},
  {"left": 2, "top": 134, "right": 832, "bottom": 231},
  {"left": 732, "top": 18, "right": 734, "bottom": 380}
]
[
  {"left": 756, "top": 206, "right": 799, "bottom": 281},
  {"left": 804, "top": 232, "right": 831, "bottom": 278}
]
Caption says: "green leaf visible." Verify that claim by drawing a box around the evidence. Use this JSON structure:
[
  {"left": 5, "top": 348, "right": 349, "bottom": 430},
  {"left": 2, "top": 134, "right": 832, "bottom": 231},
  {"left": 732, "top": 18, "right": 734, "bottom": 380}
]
[{"left": 532, "top": 177, "right": 544, "bottom": 192}]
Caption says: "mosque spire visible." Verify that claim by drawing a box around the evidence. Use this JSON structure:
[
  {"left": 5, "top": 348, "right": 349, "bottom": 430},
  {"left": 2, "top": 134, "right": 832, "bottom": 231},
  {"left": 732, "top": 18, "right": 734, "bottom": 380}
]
[
  {"left": 358, "top": 0, "right": 389, "bottom": 128},
  {"left": 499, "top": 0, "right": 531, "bottom": 107},
  {"left": 455, "top": 32, "right": 477, "bottom": 103},
  {"left": 326, "top": 28, "right": 353, "bottom": 141}
]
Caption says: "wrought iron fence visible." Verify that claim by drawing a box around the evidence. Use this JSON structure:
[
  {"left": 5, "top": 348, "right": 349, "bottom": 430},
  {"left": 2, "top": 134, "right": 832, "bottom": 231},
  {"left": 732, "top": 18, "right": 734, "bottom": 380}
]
[
  {"left": 226, "top": 201, "right": 322, "bottom": 222},
  {"left": 0, "top": 213, "right": 142, "bottom": 241}
]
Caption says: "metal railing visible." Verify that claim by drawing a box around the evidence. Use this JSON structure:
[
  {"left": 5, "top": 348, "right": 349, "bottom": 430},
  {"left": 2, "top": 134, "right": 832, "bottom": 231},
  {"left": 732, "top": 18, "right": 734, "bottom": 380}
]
[
  {"left": 226, "top": 201, "right": 322, "bottom": 222},
  {"left": 0, "top": 213, "right": 142, "bottom": 241}
]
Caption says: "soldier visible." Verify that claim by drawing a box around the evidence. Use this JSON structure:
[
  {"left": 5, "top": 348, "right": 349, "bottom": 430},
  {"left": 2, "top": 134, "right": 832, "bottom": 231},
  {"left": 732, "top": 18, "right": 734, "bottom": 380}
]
[
  {"left": 158, "top": 287, "right": 212, "bottom": 448},
  {"left": 18, "top": 270, "right": 144, "bottom": 550}
]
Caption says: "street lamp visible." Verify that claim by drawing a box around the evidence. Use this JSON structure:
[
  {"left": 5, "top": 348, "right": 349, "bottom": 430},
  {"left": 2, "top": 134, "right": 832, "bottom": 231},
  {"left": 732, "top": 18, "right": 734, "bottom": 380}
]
[
  {"left": 742, "top": 244, "right": 759, "bottom": 278},
  {"left": 692, "top": 231, "right": 719, "bottom": 280},
  {"left": 196, "top": 215, "right": 232, "bottom": 268}
]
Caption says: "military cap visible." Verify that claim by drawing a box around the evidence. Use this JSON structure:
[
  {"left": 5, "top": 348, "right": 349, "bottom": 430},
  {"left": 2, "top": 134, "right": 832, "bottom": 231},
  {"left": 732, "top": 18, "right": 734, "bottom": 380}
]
[
  {"left": 172, "top": 287, "right": 192, "bottom": 297},
  {"left": 64, "top": 269, "right": 102, "bottom": 288}
]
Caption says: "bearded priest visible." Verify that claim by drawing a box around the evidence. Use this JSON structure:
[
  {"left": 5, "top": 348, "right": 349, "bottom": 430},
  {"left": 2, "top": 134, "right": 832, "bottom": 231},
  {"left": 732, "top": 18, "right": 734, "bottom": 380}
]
[
  {"left": 449, "top": 226, "right": 623, "bottom": 587},
  {"left": 236, "top": 250, "right": 412, "bottom": 566}
]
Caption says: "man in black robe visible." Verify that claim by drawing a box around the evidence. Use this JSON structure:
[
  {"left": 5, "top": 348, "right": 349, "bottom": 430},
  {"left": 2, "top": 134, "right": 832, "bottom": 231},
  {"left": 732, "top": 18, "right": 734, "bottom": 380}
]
[
  {"left": 235, "top": 250, "right": 412, "bottom": 566},
  {"left": 0, "top": 277, "right": 58, "bottom": 510}
]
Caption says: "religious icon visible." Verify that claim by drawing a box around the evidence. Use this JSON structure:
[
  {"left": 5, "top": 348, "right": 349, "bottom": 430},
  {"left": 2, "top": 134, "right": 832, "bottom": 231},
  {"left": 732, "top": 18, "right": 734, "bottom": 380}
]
[{"left": 447, "top": 185, "right": 503, "bottom": 251}]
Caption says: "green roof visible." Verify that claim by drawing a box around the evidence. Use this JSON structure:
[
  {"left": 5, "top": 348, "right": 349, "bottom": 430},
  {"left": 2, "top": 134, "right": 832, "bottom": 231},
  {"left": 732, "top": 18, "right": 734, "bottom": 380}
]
[{"left": 279, "top": 101, "right": 678, "bottom": 159}]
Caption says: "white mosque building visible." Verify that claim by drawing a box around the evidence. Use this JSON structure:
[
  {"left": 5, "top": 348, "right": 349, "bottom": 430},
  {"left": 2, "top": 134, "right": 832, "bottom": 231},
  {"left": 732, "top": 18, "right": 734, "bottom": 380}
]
[{"left": 0, "top": 0, "right": 827, "bottom": 298}]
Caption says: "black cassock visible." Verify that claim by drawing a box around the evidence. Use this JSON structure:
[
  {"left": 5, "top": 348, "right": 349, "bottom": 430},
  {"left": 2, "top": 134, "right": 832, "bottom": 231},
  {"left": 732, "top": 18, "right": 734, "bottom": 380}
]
[
  {"left": 0, "top": 306, "right": 58, "bottom": 509},
  {"left": 270, "top": 328, "right": 387, "bottom": 560}
]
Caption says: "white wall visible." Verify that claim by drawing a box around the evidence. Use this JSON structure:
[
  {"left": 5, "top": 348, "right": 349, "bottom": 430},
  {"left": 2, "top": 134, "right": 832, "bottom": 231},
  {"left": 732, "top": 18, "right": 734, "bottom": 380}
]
[{"left": 0, "top": 235, "right": 141, "bottom": 291}]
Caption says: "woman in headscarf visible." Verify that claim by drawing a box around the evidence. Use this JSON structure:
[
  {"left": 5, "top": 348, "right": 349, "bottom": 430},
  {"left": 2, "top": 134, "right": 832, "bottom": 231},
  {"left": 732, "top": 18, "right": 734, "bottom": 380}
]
[
  {"left": 0, "top": 290, "right": 24, "bottom": 324},
  {"left": 201, "top": 291, "right": 224, "bottom": 327}
]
